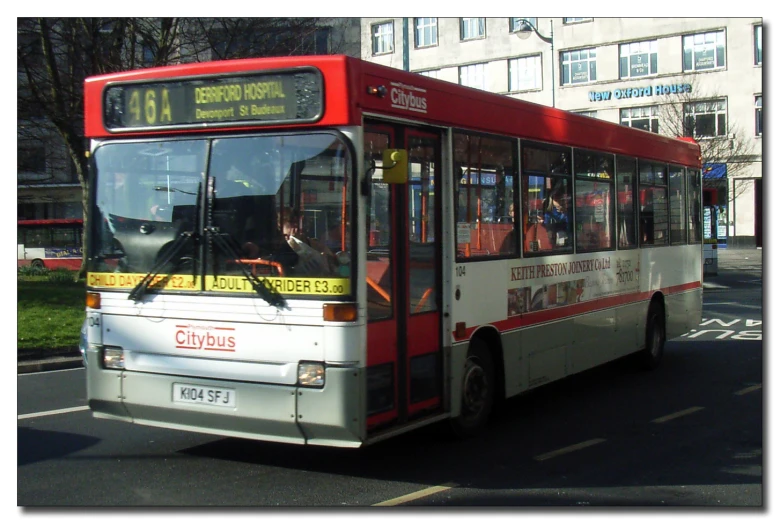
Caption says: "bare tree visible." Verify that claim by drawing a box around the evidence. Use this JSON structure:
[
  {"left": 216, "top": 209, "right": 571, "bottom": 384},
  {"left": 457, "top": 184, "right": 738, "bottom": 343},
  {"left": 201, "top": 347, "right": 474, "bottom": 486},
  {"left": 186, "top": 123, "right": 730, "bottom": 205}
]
[
  {"left": 179, "top": 18, "right": 324, "bottom": 61},
  {"left": 17, "top": 18, "right": 186, "bottom": 278},
  {"left": 17, "top": 17, "right": 351, "bottom": 278},
  {"left": 656, "top": 76, "right": 758, "bottom": 203}
]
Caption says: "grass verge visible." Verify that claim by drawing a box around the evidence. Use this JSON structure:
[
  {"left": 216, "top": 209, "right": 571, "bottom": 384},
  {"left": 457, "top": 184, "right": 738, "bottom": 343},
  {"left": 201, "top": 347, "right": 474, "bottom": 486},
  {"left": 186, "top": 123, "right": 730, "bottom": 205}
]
[{"left": 18, "top": 275, "right": 85, "bottom": 354}]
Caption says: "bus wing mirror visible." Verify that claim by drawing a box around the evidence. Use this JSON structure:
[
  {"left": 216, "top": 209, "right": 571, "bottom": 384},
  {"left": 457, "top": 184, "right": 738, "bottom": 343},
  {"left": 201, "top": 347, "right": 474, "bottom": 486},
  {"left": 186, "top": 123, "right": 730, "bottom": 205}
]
[{"left": 382, "top": 149, "right": 408, "bottom": 184}]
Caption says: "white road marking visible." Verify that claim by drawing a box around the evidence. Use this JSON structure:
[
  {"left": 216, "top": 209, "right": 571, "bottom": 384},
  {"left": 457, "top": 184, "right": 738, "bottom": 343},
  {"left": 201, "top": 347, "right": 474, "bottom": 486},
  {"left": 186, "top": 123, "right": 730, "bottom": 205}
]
[
  {"left": 373, "top": 483, "right": 458, "bottom": 506},
  {"left": 17, "top": 367, "right": 84, "bottom": 376},
  {"left": 18, "top": 406, "right": 90, "bottom": 420},
  {"left": 652, "top": 406, "right": 704, "bottom": 424},
  {"left": 533, "top": 438, "right": 607, "bottom": 461},
  {"left": 734, "top": 384, "right": 762, "bottom": 396}
]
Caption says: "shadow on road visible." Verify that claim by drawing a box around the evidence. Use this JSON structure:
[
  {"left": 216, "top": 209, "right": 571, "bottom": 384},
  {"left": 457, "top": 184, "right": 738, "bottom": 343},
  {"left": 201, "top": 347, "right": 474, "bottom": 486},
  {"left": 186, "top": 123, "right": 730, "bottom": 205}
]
[
  {"left": 179, "top": 339, "right": 762, "bottom": 505},
  {"left": 18, "top": 427, "right": 101, "bottom": 467}
]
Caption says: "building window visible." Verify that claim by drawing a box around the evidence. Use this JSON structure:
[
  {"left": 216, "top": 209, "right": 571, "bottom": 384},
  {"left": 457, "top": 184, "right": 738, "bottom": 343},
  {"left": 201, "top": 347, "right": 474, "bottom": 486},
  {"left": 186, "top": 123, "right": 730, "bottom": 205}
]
[
  {"left": 303, "top": 28, "right": 331, "bottom": 55},
  {"left": 460, "top": 18, "right": 485, "bottom": 41},
  {"left": 18, "top": 141, "right": 46, "bottom": 173},
  {"left": 683, "top": 30, "right": 726, "bottom": 72},
  {"left": 415, "top": 18, "right": 437, "bottom": 48},
  {"left": 684, "top": 99, "right": 727, "bottom": 138},
  {"left": 561, "top": 48, "right": 597, "bottom": 85},
  {"left": 508, "top": 55, "right": 542, "bottom": 92},
  {"left": 371, "top": 21, "right": 394, "bottom": 55},
  {"left": 563, "top": 18, "right": 591, "bottom": 24},
  {"left": 620, "top": 105, "right": 659, "bottom": 134},
  {"left": 141, "top": 44, "right": 156, "bottom": 66},
  {"left": 18, "top": 32, "right": 45, "bottom": 70},
  {"left": 459, "top": 63, "right": 487, "bottom": 90},
  {"left": 619, "top": 40, "right": 658, "bottom": 79},
  {"left": 755, "top": 95, "right": 762, "bottom": 136},
  {"left": 510, "top": 18, "right": 537, "bottom": 32},
  {"left": 418, "top": 69, "right": 440, "bottom": 79},
  {"left": 573, "top": 110, "right": 598, "bottom": 118},
  {"left": 754, "top": 25, "right": 762, "bottom": 65}
]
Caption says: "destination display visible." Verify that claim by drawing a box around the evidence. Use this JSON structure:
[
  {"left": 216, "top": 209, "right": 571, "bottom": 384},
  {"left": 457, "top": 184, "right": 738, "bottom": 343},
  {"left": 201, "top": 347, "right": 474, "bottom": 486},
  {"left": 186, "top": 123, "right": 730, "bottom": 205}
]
[{"left": 103, "top": 69, "right": 323, "bottom": 130}]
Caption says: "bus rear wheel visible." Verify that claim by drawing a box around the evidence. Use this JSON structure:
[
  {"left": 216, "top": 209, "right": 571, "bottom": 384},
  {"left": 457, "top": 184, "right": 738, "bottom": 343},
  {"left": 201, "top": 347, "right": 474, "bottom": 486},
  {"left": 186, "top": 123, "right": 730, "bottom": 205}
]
[
  {"left": 637, "top": 301, "right": 665, "bottom": 370},
  {"left": 30, "top": 259, "right": 44, "bottom": 270},
  {"left": 450, "top": 340, "right": 495, "bottom": 438}
]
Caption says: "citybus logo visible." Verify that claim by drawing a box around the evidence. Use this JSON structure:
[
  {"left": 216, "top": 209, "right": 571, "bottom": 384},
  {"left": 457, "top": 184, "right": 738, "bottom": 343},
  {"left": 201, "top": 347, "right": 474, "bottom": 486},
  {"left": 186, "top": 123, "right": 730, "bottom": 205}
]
[
  {"left": 175, "top": 324, "right": 236, "bottom": 352},
  {"left": 390, "top": 82, "right": 428, "bottom": 114}
]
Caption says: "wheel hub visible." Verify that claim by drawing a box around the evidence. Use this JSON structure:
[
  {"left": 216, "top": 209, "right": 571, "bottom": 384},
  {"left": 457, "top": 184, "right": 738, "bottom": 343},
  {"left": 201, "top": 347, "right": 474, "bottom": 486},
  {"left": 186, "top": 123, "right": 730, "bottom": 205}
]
[{"left": 462, "top": 360, "right": 487, "bottom": 416}]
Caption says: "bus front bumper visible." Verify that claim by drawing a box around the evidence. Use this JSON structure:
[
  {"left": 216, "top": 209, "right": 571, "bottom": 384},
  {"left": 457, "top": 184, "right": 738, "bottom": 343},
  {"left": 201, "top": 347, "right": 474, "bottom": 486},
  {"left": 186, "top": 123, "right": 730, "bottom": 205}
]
[{"left": 85, "top": 349, "right": 364, "bottom": 448}]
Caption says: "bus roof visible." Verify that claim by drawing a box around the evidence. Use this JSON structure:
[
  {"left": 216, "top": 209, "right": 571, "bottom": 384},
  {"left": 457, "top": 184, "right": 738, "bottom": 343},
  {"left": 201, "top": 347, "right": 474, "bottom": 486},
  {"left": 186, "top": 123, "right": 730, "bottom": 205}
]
[{"left": 84, "top": 55, "right": 701, "bottom": 168}]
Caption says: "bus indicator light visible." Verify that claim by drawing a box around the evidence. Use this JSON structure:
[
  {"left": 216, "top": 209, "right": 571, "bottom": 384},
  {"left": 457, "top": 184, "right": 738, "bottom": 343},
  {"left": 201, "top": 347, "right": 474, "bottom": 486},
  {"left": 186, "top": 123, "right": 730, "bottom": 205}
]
[
  {"left": 323, "top": 303, "right": 357, "bottom": 322},
  {"left": 86, "top": 292, "right": 101, "bottom": 309}
]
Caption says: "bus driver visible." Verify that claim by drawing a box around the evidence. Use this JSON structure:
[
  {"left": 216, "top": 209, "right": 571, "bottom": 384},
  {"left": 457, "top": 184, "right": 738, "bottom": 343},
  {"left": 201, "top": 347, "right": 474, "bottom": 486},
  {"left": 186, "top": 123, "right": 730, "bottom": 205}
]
[{"left": 280, "top": 208, "right": 336, "bottom": 276}]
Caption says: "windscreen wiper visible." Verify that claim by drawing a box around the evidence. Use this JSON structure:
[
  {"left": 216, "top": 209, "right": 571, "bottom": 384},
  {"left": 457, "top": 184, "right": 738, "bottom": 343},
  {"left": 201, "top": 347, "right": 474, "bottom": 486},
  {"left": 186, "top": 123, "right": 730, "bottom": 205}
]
[
  {"left": 206, "top": 227, "right": 288, "bottom": 310},
  {"left": 128, "top": 231, "right": 194, "bottom": 302}
]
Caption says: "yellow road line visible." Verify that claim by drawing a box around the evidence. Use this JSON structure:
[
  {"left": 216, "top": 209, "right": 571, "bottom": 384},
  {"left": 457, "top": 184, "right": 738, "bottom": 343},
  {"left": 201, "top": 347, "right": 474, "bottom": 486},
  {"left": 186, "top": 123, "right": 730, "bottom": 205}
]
[
  {"left": 652, "top": 406, "right": 704, "bottom": 424},
  {"left": 734, "top": 384, "right": 762, "bottom": 396},
  {"left": 373, "top": 483, "right": 458, "bottom": 506},
  {"left": 533, "top": 438, "right": 607, "bottom": 461},
  {"left": 18, "top": 406, "right": 90, "bottom": 420}
]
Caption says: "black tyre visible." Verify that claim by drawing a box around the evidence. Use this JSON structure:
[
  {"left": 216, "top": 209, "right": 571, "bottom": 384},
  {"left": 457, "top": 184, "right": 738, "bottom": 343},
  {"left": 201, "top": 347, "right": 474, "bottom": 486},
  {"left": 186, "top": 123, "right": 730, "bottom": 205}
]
[
  {"left": 450, "top": 339, "right": 495, "bottom": 438},
  {"left": 637, "top": 301, "right": 665, "bottom": 370},
  {"left": 30, "top": 259, "right": 44, "bottom": 270}
]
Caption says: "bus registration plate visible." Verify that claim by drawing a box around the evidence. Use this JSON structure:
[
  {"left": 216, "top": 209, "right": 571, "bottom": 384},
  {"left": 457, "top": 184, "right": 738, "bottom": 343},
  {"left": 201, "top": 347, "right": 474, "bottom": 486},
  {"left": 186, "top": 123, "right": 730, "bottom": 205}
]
[{"left": 173, "top": 383, "right": 236, "bottom": 408}]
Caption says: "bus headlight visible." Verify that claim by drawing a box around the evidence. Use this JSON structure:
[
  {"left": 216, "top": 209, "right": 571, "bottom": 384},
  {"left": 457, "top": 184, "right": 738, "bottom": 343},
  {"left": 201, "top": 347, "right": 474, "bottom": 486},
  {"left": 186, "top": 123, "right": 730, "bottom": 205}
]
[
  {"left": 103, "top": 348, "right": 125, "bottom": 370},
  {"left": 298, "top": 362, "right": 325, "bottom": 388}
]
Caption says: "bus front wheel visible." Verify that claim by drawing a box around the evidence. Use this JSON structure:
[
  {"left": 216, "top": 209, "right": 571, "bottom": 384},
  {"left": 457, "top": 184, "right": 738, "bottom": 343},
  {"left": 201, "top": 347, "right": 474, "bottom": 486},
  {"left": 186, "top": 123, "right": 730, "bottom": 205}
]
[
  {"left": 637, "top": 301, "right": 665, "bottom": 370},
  {"left": 450, "top": 339, "right": 495, "bottom": 438},
  {"left": 30, "top": 259, "right": 44, "bottom": 270}
]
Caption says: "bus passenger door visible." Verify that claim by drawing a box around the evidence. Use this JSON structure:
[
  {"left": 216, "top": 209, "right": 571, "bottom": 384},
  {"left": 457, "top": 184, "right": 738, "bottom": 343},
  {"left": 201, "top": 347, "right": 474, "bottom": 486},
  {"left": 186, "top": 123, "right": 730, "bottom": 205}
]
[{"left": 364, "top": 122, "right": 443, "bottom": 433}]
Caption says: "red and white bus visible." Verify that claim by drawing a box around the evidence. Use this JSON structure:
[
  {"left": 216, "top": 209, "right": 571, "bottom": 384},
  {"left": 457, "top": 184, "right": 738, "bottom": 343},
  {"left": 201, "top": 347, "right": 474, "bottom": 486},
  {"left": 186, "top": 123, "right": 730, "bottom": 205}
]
[
  {"left": 81, "top": 55, "right": 702, "bottom": 447},
  {"left": 17, "top": 218, "right": 83, "bottom": 270}
]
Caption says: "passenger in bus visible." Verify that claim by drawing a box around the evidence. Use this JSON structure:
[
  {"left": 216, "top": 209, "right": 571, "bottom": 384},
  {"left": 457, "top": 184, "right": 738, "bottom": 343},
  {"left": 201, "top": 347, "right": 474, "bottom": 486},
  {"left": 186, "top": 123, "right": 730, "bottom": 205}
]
[
  {"left": 499, "top": 203, "right": 517, "bottom": 253},
  {"left": 542, "top": 183, "right": 571, "bottom": 248},
  {"left": 542, "top": 192, "right": 567, "bottom": 225},
  {"left": 524, "top": 214, "right": 552, "bottom": 253},
  {"left": 325, "top": 220, "right": 345, "bottom": 252}
]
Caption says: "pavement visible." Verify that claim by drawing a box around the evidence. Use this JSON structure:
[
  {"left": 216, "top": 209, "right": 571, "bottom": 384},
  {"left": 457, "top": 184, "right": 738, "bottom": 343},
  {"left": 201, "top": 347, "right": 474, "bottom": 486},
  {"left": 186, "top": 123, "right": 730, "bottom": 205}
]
[{"left": 17, "top": 247, "right": 763, "bottom": 375}]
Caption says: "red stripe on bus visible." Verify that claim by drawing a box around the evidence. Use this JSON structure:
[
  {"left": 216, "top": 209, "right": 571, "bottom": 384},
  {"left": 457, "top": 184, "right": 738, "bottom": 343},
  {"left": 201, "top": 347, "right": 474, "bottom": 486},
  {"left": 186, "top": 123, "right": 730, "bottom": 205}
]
[{"left": 453, "top": 281, "right": 701, "bottom": 340}]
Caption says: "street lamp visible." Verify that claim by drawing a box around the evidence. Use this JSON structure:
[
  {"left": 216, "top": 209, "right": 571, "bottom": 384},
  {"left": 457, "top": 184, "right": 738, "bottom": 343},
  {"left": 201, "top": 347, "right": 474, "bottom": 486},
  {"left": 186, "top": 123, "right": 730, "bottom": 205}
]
[{"left": 515, "top": 19, "right": 555, "bottom": 108}]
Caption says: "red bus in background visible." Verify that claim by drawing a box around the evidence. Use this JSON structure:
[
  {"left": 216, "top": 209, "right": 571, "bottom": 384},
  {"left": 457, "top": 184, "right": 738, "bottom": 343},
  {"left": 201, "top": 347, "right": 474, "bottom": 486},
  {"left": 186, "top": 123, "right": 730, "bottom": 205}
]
[{"left": 17, "top": 218, "right": 83, "bottom": 270}]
